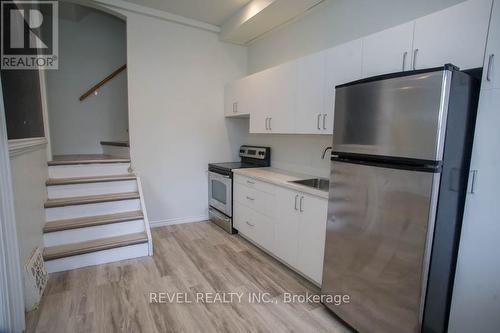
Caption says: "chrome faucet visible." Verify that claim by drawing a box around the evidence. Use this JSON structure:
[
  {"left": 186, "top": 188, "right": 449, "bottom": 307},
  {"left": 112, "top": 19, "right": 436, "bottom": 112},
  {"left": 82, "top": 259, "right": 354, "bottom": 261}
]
[{"left": 322, "top": 146, "right": 333, "bottom": 159}]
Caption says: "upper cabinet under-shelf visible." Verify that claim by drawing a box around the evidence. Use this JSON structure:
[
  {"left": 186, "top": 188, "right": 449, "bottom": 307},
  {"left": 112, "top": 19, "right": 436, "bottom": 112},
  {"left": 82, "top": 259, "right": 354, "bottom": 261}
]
[{"left": 225, "top": 0, "right": 494, "bottom": 135}]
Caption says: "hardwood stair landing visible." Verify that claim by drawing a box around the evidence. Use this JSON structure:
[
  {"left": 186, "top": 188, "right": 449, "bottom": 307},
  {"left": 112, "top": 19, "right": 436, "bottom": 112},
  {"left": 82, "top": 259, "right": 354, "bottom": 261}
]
[
  {"left": 46, "top": 174, "right": 136, "bottom": 186},
  {"left": 43, "top": 210, "right": 144, "bottom": 233},
  {"left": 100, "top": 140, "right": 129, "bottom": 147},
  {"left": 44, "top": 192, "right": 140, "bottom": 208},
  {"left": 43, "top": 232, "right": 148, "bottom": 261}
]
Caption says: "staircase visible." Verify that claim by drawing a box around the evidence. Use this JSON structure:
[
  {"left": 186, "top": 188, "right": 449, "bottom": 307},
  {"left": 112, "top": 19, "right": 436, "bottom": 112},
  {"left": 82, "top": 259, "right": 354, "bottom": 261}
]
[{"left": 42, "top": 155, "right": 152, "bottom": 273}]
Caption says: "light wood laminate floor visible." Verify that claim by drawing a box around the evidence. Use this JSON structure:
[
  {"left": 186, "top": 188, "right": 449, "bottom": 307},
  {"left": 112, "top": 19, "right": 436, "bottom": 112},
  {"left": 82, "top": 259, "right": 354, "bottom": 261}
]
[{"left": 26, "top": 222, "right": 352, "bottom": 333}]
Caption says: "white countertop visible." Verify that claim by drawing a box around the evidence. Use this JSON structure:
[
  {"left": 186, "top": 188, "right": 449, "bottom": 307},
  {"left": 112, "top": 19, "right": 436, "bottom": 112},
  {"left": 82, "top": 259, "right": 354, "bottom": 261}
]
[{"left": 233, "top": 167, "right": 329, "bottom": 199}]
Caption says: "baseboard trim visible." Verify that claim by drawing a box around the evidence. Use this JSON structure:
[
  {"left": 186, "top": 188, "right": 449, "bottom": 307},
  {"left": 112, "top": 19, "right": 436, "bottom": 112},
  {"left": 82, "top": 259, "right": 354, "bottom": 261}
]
[{"left": 150, "top": 215, "right": 208, "bottom": 228}]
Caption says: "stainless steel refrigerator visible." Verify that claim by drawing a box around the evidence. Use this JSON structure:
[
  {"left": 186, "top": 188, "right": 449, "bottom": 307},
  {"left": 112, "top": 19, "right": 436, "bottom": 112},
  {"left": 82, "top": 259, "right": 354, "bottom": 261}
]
[{"left": 321, "top": 65, "right": 480, "bottom": 333}]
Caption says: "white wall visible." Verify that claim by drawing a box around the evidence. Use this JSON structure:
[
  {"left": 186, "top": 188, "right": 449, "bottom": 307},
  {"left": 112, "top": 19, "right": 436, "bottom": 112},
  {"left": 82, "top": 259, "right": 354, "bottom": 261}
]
[
  {"left": 120, "top": 11, "right": 247, "bottom": 224},
  {"left": 46, "top": 5, "right": 128, "bottom": 155},
  {"left": 238, "top": 0, "right": 466, "bottom": 178},
  {"left": 9, "top": 148, "right": 48, "bottom": 267}
]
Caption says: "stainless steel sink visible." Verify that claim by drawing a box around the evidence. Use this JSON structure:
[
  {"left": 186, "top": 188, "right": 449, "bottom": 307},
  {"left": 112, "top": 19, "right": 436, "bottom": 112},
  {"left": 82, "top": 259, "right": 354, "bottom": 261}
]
[{"left": 289, "top": 178, "right": 330, "bottom": 192}]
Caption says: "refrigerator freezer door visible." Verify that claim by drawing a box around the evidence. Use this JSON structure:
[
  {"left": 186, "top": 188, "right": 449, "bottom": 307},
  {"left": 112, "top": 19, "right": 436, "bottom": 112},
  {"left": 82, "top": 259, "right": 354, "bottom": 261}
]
[
  {"left": 333, "top": 70, "right": 450, "bottom": 162},
  {"left": 322, "top": 160, "right": 439, "bottom": 333}
]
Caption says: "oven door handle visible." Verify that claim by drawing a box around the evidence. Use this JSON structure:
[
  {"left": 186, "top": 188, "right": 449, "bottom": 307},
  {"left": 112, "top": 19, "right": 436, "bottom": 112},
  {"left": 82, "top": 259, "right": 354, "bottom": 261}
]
[{"left": 209, "top": 171, "right": 231, "bottom": 180}]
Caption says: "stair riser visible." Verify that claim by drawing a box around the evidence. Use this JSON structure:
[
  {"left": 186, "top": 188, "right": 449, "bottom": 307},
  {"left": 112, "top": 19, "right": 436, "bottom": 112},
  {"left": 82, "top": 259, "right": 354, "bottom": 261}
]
[
  {"left": 43, "top": 219, "right": 145, "bottom": 247},
  {"left": 101, "top": 145, "right": 130, "bottom": 158},
  {"left": 48, "top": 163, "right": 130, "bottom": 179},
  {"left": 44, "top": 243, "right": 149, "bottom": 273},
  {"left": 47, "top": 180, "right": 138, "bottom": 199},
  {"left": 45, "top": 199, "right": 141, "bottom": 221}
]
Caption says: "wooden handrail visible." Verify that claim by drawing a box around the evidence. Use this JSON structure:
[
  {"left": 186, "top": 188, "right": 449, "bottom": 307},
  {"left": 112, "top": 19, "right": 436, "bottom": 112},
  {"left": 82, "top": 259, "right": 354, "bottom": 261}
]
[{"left": 79, "top": 64, "right": 127, "bottom": 101}]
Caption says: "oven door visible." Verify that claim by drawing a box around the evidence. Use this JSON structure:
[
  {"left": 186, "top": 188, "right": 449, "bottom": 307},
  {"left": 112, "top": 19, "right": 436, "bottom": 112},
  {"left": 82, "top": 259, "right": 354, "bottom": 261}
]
[{"left": 208, "top": 171, "right": 232, "bottom": 216}]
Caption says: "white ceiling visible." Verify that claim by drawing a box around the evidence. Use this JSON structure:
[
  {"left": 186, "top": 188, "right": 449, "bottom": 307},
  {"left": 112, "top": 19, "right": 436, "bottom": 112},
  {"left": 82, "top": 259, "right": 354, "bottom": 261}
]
[{"left": 121, "top": 0, "right": 253, "bottom": 26}]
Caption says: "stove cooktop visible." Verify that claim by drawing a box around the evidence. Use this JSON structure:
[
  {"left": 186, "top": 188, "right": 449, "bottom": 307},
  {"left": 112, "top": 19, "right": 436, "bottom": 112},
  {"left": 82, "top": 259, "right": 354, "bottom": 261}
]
[
  {"left": 208, "top": 145, "right": 271, "bottom": 176},
  {"left": 208, "top": 162, "right": 260, "bottom": 172}
]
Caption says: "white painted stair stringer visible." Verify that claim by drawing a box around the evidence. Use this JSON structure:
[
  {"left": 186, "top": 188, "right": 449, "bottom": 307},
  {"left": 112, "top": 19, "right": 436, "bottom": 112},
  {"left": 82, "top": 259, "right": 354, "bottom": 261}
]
[{"left": 137, "top": 176, "right": 153, "bottom": 256}]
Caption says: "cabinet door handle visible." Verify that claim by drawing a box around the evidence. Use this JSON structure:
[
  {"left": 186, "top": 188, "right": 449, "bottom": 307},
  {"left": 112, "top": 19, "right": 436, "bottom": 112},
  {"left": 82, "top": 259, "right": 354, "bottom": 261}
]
[
  {"left": 402, "top": 51, "right": 408, "bottom": 71},
  {"left": 234, "top": 102, "right": 238, "bottom": 113},
  {"left": 323, "top": 114, "right": 327, "bottom": 130},
  {"left": 299, "top": 196, "right": 304, "bottom": 212},
  {"left": 265, "top": 117, "right": 268, "bottom": 130},
  {"left": 413, "top": 49, "right": 419, "bottom": 70},
  {"left": 317, "top": 114, "right": 321, "bottom": 130},
  {"left": 294, "top": 194, "right": 299, "bottom": 210},
  {"left": 246, "top": 196, "right": 255, "bottom": 201},
  {"left": 245, "top": 221, "right": 255, "bottom": 227},
  {"left": 269, "top": 117, "right": 272, "bottom": 131},
  {"left": 468, "top": 170, "right": 478, "bottom": 194},
  {"left": 487, "top": 54, "right": 494, "bottom": 82}
]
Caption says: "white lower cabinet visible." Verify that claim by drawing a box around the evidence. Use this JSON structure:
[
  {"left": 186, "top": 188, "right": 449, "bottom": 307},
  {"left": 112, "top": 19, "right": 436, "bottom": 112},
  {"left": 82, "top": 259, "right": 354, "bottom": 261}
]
[
  {"left": 296, "top": 193, "right": 328, "bottom": 284},
  {"left": 275, "top": 186, "right": 328, "bottom": 284},
  {"left": 274, "top": 187, "right": 301, "bottom": 266},
  {"left": 233, "top": 176, "right": 328, "bottom": 285},
  {"left": 234, "top": 202, "right": 275, "bottom": 251}
]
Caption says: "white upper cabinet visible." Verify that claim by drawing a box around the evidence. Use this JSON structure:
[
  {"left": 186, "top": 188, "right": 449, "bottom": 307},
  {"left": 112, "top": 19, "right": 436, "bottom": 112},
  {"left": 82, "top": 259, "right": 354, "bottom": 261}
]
[
  {"left": 224, "top": 79, "right": 242, "bottom": 117},
  {"left": 362, "top": 22, "right": 415, "bottom": 77},
  {"left": 412, "top": 0, "right": 492, "bottom": 70},
  {"left": 324, "top": 39, "right": 363, "bottom": 133},
  {"left": 224, "top": 75, "right": 259, "bottom": 117},
  {"left": 248, "top": 71, "right": 268, "bottom": 133},
  {"left": 482, "top": 0, "right": 500, "bottom": 90},
  {"left": 250, "top": 62, "right": 297, "bottom": 134},
  {"left": 229, "top": 0, "right": 494, "bottom": 134},
  {"left": 295, "top": 52, "right": 326, "bottom": 134}
]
